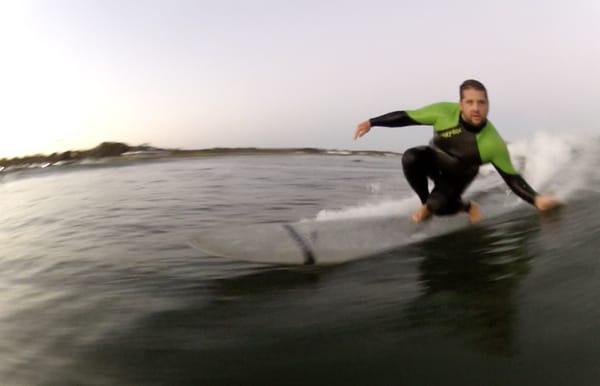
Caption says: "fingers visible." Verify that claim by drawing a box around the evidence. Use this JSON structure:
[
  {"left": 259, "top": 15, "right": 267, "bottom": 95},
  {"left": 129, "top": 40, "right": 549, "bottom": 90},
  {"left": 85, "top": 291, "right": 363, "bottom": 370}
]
[{"left": 353, "top": 122, "right": 370, "bottom": 140}]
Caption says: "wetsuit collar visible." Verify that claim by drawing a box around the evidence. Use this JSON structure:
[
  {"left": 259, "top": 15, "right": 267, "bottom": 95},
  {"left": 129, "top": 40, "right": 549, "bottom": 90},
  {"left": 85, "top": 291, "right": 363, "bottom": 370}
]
[{"left": 459, "top": 114, "right": 486, "bottom": 133}]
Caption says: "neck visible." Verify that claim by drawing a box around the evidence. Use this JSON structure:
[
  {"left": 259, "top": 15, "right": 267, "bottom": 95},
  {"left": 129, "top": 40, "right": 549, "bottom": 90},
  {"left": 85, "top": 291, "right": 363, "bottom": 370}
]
[{"left": 460, "top": 114, "right": 486, "bottom": 133}]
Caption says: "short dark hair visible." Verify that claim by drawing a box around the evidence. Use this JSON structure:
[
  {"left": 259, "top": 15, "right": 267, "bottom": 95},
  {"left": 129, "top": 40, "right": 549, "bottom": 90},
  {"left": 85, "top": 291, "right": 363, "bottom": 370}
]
[{"left": 460, "top": 79, "right": 488, "bottom": 100}]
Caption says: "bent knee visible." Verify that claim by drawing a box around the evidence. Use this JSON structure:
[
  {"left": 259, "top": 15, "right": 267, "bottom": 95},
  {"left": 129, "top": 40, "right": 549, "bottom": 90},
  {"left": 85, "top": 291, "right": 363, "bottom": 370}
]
[{"left": 402, "top": 146, "right": 430, "bottom": 168}]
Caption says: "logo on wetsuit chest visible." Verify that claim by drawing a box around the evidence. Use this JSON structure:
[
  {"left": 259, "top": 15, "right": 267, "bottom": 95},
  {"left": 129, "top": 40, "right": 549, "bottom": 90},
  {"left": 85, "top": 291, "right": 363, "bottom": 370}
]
[{"left": 439, "top": 127, "right": 463, "bottom": 138}]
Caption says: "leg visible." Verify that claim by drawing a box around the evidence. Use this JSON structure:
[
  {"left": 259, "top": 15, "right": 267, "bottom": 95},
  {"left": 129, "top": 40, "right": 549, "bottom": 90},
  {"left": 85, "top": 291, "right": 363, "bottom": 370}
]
[
  {"left": 426, "top": 190, "right": 470, "bottom": 215},
  {"left": 402, "top": 146, "right": 439, "bottom": 204},
  {"left": 427, "top": 196, "right": 480, "bottom": 223},
  {"left": 466, "top": 201, "right": 481, "bottom": 223},
  {"left": 402, "top": 146, "right": 479, "bottom": 222},
  {"left": 426, "top": 167, "right": 478, "bottom": 216}
]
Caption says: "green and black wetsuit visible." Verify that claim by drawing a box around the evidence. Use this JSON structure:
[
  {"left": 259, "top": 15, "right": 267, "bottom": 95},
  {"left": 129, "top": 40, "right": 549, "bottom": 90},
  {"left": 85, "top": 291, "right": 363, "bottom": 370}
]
[{"left": 369, "top": 102, "right": 537, "bottom": 215}]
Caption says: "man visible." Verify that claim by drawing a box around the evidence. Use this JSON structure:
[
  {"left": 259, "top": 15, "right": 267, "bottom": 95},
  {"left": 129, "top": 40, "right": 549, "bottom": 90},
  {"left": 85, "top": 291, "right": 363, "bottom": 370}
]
[{"left": 353, "top": 79, "right": 561, "bottom": 223}]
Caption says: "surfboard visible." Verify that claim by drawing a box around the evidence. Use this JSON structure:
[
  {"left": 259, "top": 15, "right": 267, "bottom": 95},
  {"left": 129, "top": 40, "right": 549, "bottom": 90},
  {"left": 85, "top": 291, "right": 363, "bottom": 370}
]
[{"left": 187, "top": 214, "right": 476, "bottom": 266}]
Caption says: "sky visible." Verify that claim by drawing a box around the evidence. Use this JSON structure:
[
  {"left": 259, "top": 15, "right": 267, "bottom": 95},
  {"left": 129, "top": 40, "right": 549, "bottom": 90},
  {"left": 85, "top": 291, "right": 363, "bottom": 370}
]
[{"left": 1, "top": 0, "right": 599, "bottom": 158}]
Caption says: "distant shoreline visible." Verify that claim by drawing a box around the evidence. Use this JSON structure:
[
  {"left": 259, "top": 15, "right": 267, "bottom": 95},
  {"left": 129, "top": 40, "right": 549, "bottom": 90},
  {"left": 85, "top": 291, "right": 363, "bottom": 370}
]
[{"left": 0, "top": 142, "right": 401, "bottom": 173}]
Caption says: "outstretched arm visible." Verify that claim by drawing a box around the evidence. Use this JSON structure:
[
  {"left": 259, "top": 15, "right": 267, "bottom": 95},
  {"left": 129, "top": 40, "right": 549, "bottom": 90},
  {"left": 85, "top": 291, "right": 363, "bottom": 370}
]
[
  {"left": 486, "top": 128, "right": 562, "bottom": 211},
  {"left": 354, "top": 111, "right": 419, "bottom": 140},
  {"left": 493, "top": 166, "right": 562, "bottom": 211},
  {"left": 494, "top": 166, "right": 537, "bottom": 205},
  {"left": 369, "top": 111, "right": 419, "bottom": 128},
  {"left": 353, "top": 103, "right": 453, "bottom": 140}
]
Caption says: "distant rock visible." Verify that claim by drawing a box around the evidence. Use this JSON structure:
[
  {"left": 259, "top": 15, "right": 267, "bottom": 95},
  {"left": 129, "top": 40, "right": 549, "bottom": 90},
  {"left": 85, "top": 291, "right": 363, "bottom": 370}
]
[
  {"left": 0, "top": 142, "right": 138, "bottom": 169},
  {"left": 84, "top": 142, "right": 132, "bottom": 158}
]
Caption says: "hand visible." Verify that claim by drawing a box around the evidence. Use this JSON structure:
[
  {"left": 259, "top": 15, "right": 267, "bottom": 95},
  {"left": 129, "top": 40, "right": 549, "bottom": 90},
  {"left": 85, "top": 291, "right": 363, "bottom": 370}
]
[
  {"left": 353, "top": 121, "right": 371, "bottom": 140},
  {"left": 534, "top": 195, "right": 563, "bottom": 211}
]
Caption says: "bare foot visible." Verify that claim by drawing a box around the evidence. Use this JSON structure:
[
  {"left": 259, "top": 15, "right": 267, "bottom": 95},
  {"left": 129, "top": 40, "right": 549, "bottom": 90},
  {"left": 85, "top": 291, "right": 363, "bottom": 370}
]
[
  {"left": 468, "top": 201, "right": 481, "bottom": 224},
  {"left": 411, "top": 205, "right": 431, "bottom": 223}
]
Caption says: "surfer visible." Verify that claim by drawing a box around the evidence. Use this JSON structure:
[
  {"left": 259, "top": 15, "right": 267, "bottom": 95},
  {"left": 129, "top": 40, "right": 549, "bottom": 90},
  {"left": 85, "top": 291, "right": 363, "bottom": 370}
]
[{"left": 353, "top": 79, "right": 561, "bottom": 223}]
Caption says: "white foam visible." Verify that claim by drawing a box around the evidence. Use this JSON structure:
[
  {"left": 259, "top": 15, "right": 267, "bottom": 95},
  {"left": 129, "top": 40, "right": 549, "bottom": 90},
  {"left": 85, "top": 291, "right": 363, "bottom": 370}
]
[
  {"left": 508, "top": 132, "right": 597, "bottom": 200},
  {"left": 509, "top": 133, "right": 566, "bottom": 188},
  {"left": 326, "top": 150, "right": 352, "bottom": 155},
  {"left": 310, "top": 197, "right": 421, "bottom": 222}
]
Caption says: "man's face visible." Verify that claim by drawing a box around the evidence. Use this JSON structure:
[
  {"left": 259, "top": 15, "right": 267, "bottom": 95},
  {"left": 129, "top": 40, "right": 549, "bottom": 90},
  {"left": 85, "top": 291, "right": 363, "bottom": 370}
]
[{"left": 459, "top": 88, "right": 489, "bottom": 126}]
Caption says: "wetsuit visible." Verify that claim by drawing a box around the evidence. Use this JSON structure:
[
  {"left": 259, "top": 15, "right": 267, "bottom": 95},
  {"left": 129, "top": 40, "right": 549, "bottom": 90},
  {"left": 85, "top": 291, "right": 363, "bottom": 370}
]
[{"left": 369, "top": 102, "right": 538, "bottom": 215}]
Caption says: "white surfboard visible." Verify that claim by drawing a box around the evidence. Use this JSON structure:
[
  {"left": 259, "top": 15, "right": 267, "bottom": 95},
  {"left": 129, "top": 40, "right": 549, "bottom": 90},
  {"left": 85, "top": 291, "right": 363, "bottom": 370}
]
[{"left": 188, "top": 214, "right": 477, "bottom": 266}]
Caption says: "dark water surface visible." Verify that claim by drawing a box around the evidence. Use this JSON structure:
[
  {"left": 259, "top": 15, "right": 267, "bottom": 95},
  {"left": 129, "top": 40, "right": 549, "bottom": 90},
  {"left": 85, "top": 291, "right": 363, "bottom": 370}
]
[{"left": 2, "top": 152, "right": 600, "bottom": 385}]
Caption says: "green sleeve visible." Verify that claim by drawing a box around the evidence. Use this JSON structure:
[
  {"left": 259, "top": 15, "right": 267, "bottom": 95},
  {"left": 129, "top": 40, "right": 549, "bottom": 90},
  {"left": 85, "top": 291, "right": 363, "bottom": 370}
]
[
  {"left": 477, "top": 122, "right": 517, "bottom": 174},
  {"left": 477, "top": 122, "right": 539, "bottom": 204},
  {"left": 490, "top": 145, "right": 517, "bottom": 174},
  {"left": 406, "top": 102, "right": 461, "bottom": 131}
]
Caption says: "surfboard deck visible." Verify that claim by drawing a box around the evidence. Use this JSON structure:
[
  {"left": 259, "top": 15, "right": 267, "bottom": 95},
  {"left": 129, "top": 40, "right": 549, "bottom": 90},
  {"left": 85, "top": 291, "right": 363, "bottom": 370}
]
[{"left": 187, "top": 214, "right": 476, "bottom": 266}]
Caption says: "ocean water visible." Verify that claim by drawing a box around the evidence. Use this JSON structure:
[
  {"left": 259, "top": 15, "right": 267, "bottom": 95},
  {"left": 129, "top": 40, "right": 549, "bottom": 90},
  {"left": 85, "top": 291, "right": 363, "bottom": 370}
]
[{"left": 2, "top": 133, "right": 600, "bottom": 385}]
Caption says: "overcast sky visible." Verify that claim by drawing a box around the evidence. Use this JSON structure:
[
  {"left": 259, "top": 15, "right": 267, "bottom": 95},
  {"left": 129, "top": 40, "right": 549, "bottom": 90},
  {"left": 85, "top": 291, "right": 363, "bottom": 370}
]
[{"left": 1, "top": 0, "right": 598, "bottom": 158}]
